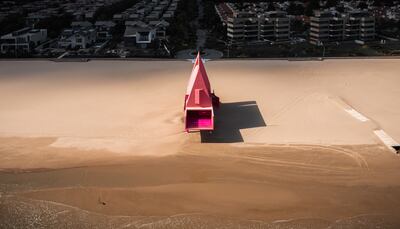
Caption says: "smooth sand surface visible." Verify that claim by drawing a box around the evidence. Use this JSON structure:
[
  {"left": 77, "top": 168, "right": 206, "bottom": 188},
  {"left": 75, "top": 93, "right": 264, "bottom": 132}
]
[
  {"left": 0, "top": 60, "right": 399, "bottom": 152},
  {"left": 1, "top": 60, "right": 400, "bottom": 228}
]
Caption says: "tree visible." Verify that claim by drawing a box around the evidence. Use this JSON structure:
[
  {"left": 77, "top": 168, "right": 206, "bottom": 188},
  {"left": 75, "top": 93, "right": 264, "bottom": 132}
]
[
  {"left": 372, "top": 0, "right": 382, "bottom": 7},
  {"left": 287, "top": 2, "right": 305, "bottom": 16},
  {"left": 325, "top": 0, "right": 339, "bottom": 8},
  {"left": 358, "top": 1, "right": 368, "bottom": 9},
  {"left": 0, "top": 13, "right": 26, "bottom": 36},
  {"left": 93, "top": 0, "right": 140, "bottom": 21},
  {"left": 267, "top": 1, "right": 276, "bottom": 11},
  {"left": 36, "top": 14, "right": 73, "bottom": 38},
  {"left": 305, "top": 0, "right": 320, "bottom": 16},
  {"left": 167, "top": 0, "right": 197, "bottom": 52}
]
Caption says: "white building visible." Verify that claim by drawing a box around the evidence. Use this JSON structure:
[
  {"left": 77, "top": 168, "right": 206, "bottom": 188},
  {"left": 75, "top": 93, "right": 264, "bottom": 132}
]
[
  {"left": 123, "top": 20, "right": 169, "bottom": 48},
  {"left": 227, "top": 11, "right": 290, "bottom": 42},
  {"left": 58, "top": 28, "right": 96, "bottom": 49},
  {"left": 309, "top": 9, "right": 375, "bottom": 45},
  {"left": 0, "top": 27, "right": 47, "bottom": 54},
  {"left": 124, "top": 21, "right": 156, "bottom": 48}
]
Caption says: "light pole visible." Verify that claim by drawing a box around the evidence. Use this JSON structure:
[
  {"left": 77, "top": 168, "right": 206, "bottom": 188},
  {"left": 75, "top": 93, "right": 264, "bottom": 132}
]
[
  {"left": 227, "top": 41, "right": 231, "bottom": 58},
  {"left": 15, "top": 37, "right": 17, "bottom": 58},
  {"left": 319, "top": 41, "right": 325, "bottom": 59}
]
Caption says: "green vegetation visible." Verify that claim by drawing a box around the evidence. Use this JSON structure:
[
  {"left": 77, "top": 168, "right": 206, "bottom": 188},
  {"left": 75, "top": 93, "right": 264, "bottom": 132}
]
[
  {"left": 291, "top": 18, "right": 308, "bottom": 36},
  {"left": 287, "top": 2, "right": 305, "bottom": 16},
  {"left": 305, "top": 0, "right": 320, "bottom": 16},
  {"left": 167, "top": 0, "right": 197, "bottom": 52},
  {"left": 376, "top": 18, "right": 400, "bottom": 39},
  {"left": 36, "top": 13, "right": 73, "bottom": 38},
  {"left": 226, "top": 43, "right": 319, "bottom": 58},
  {"left": 0, "top": 14, "right": 26, "bottom": 36},
  {"left": 201, "top": 0, "right": 227, "bottom": 51},
  {"left": 221, "top": 41, "right": 400, "bottom": 58},
  {"left": 94, "top": 0, "right": 139, "bottom": 21},
  {"left": 200, "top": 0, "right": 219, "bottom": 30}
]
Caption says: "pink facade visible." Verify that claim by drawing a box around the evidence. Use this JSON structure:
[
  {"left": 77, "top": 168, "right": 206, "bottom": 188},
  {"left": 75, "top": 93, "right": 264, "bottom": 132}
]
[{"left": 184, "top": 53, "right": 216, "bottom": 132}]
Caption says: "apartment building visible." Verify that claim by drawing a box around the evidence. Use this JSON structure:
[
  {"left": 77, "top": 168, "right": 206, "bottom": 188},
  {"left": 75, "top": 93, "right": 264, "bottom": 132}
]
[
  {"left": 309, "top": 10, "right": 343, "bottom": 45},
  {"left": 227, "top": 12, "right": 257, "bottom": 41},
  {"left": 344, "top": 11, "right": 375, "bottom": 42},
  {"left": 310, "top": 9, "right": 375, "bottom": 45},
  {"left": 0, "top": 27, "right": 47, "bottom": 54},
  {"left": 259, "top": 11, "right": 290, "bottom": 41},
  {"left": 227, "top": 10, "right": 290, "bottom": 42}
]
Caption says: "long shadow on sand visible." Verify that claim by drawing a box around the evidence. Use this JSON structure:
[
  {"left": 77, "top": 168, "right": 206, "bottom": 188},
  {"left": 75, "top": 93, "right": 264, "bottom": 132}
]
[{"left": 200, "top": 101, "right": 266, "bottom": 143}]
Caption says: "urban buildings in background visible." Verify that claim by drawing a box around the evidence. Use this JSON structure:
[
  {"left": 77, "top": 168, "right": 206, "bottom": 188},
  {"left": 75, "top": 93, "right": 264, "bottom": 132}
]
[
  {"left": 215, "top": 1, "right": 381, "bottom": 46},
  {"left": 120, "top": 0, "right": 178, "bottom": 50},
  {"left": 0, "top": 0, "right": 181, "bottom": 57},
  {"left": 218, "top": 3, "right": 290, "bottom": 43},
  {"left": 124, "top": 20, "right": 170, "bottom": 48},
  {"left": 0, "top": 0, "right": 400, "bottom": 57},
  {"left": 58, "top": 21, "right": 98, "bottom": 50},
  {"left": 0, "top": 28, "right": 47, "bottom": 54},
  {"left": 310, "top": 9, "right": 375, "bottom": 45}
]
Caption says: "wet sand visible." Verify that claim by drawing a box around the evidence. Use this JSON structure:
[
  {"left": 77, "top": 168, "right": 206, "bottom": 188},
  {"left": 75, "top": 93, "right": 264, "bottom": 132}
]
[{"left": 0, "top": 60, "right": 400, "bottom": 228}]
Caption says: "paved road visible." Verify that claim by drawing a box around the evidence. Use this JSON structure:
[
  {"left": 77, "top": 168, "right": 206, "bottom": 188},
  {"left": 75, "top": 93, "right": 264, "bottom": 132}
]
[
  {"left": 175, "top": 49, "right": 223, "bottom": 60},
  {"left": 195, "top": 0, "right": 206, "bottom": 49}
]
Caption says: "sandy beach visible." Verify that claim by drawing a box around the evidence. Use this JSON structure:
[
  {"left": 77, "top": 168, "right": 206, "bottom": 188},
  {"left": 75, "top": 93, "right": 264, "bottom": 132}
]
[{"left": 0, "top": 59, "right": 400, "bottom": 228}]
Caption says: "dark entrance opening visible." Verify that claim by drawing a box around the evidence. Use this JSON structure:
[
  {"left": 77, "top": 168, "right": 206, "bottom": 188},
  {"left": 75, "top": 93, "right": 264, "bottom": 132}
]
[{"left": 186, "top": 109, "right": 213, "bottom": 130}]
